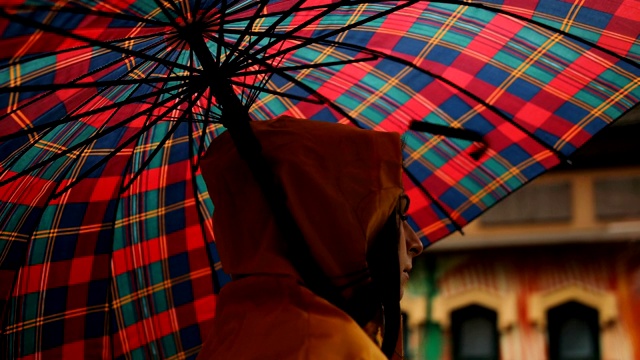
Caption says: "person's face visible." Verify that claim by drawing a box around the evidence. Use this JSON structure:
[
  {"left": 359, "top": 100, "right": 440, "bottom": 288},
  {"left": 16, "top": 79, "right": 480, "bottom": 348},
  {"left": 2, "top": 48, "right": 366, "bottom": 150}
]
[{"left": 397, "top": 196, "right": 423, "bottom": 299}]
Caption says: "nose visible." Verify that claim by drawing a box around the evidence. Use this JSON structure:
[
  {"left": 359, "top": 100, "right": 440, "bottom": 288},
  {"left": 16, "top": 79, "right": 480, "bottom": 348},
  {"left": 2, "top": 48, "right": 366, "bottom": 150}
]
[{"left": 403, "top": 221, "right": 423, "bottom": 256}]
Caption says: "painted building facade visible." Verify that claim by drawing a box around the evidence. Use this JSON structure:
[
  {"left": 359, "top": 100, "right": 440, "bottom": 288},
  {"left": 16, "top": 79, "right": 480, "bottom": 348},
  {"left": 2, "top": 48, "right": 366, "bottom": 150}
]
[{"left": 402, "top": 164, "right": 640, "bottom": 360}]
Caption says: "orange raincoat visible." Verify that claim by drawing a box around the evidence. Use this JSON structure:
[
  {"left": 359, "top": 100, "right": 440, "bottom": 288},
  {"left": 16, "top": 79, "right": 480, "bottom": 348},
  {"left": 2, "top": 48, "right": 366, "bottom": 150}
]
[{"left": 198, "top": 117, "right": 404, "bottom": 359}]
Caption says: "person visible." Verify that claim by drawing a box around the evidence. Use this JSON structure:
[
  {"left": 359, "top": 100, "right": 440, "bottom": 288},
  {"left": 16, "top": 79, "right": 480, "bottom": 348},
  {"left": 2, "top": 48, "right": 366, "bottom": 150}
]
[{"left": 198, "top": 116, "right": 423, "bottom": 359}]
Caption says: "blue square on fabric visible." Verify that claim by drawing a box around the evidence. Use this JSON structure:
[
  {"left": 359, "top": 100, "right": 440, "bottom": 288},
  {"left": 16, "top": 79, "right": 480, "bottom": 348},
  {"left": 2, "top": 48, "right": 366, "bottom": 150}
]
[
  {"left": 165, "top": 181, "right": 185, "bottom": 206},
  {"left": 89, "top": 51, "right": 128, "bottom": 76},
  {"left": 164, "top": 207, "right": 185, "bottom": 235},
  {"left": 460, "top": 203, "right": 483, "bottom": 222},
  {"left": 310, "top": 107, "right": 339, "bottom": 123},
  {"left": 404, "top": 158, "right": 433, "bottom": 183},
  {"left": 424, "top": 45, "right": 460, "bottom": 66},
  {"left": 439, "top": 95, "right": 473, "bottom": 120},
  {"left": 532, "top": 128, "right": 562, "bottom": 153},
  {"left": 171, "top": 280, "right": 194, "bottom": 307},
  {"left": 582, "top": 117, "right": 608, "bottom": 137},
  {"left": 51, "top": 235, "right": 79, "bottom": 262},
  {"left": 168, "top": 253, "right": 190, "bottom": 278},
  {"left": 20, "top": 72, "right": 57, "bottom": 102},
  {"left": 379, "top": 59, "right": 409, "bottom": 78},
  {"left": 0, "top": 238, "right": 27, "bottom": 270},
  {"left": 59, "top": 203, "right": 87, "bottom": 228},
  {"left": 476, "top": 64, "right": 510, "bottom": 87},
  {"left": 534, "top": 1, "right": 572, "bottom": 18},
  {"left": 87, "top": 279, "right": 109, "bottom": 307},
  {"left": 393, "top": 36, "right": 430, "bottom": 57},
  {"left": 42, "top": 318, "right": 65, "bottom": 351},
  {"left": 555, "top": 101, "right": 589, "bottom": 123},
  {"left": 520, "top": 161, "right": 547, "bottom": 180},
  {"left": 85, "top": 310, "right": 108, "bottom": 338},
  {"left": 464, "top": 114, "right": 495, "bottom": 136},
  {"left": 403, "top": 71, "right": 434, "bottom": 93},
  {"left": 440, "top": 187, "right": 468, "bottom": 209},
  {"left": 168, "top": 138, "right": 189, "bottom": 166},
  {"left": 340, "top": 31, "right": 374, "bottom": 48},
  {"left": 501, "top": 144, "right": 533, "bottom": 165},
  {"left": 79, "top": 128, "right": 128, "bottom": 175},
  {"left": 574, "top": 7, "right": 612, "bottom": 28},
  {"left": 508, "top": 78, "right": 540, "bottom": 101},
  {"left": 269, "top": 73, "right": 291, "bottom": 88},
  {"left": 179, "top": 325, "right": 202, "bottom": 350},
  {"left": 43, "top": 287, "right": 68, "bottom": 316}
]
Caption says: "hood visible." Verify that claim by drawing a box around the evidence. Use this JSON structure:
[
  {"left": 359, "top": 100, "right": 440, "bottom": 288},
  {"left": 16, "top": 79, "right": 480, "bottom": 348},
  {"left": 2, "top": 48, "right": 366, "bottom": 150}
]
[{"left": 200, "top": 116, "right": 403, "bottom": 293}]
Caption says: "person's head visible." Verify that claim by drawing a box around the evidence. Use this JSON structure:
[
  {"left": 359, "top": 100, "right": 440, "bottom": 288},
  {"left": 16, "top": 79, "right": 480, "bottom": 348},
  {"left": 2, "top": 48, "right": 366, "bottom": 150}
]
[
  {"left": 201, "top": 116, "right": 423, "bottom": 356},
  {"left": 397, "top": 194, "right": 424, "bottom": 299}
]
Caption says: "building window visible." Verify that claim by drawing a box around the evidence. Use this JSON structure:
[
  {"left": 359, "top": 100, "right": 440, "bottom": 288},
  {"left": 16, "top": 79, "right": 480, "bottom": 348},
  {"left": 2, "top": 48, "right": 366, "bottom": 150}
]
[
  {"left": 594, "top": 176, "right": 640, "bottom": 219},
  {"left": 481, "top": 182, "right": 571, "bottom": 225},
  {"left": 451, "top": 305, "right": 499, "bottom": 360},
  {"left": 547, "top": 301, "right": 600, "bottom": 360}
]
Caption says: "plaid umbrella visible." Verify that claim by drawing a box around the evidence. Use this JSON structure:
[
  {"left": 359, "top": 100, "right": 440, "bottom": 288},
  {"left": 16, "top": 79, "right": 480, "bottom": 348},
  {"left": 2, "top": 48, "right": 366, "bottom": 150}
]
[{"left": 1, "top": 0, "right": 639, "bottom": 358}]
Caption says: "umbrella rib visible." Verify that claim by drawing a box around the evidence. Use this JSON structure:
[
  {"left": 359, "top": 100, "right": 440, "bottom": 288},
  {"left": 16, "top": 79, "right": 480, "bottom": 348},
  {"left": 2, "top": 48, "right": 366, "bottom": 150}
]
[
  {"left": 0, "top": 77, "right": 193, "bottom": 93},
  {"left": 403, "top": 165, "right": 465, "bottom": 235},
  {"left": 216, "top": 0, "right": 382, "bottom": 25},
  {"left": 230, "top": 0, "right": 341, "bottom": 71},
  {"left": 0, "top": 53, "right": 186, "bottom": 177},
  {"left": 220, "top": 0, "right": 268, "bottom": 68},
  {"left": 229, "top": 79, "right": 323, "bottom": 105},
  {"left": 0, "top": 32, "right": 177, "bottom": 70},
  {"left": 194, "top": 92, "right": 216, "bottom": 170},
  {"left": 7, "top": 4, "right": 169, "bottom": 26},
  {"left": 429, "top": 0, "right": 640, "bottom": 70},
  {"left": 236, "top": 1, "right": 419, "bottom": 72},
  {"left": 0, "top": 87, "right": 191, "bottom": 188},
  {"left": 0, "top": 33, "right": 184, "bottom": 123},
  {"left": 52, "top": 88, "right": 194, "bottom": 197},
  {"left": 0, "top": 82, "right": 189, "bottom": 142},
  {"left": 0, "top": 8, "right": 199, "bottom": 74},
  {"left": 161, "top": 0, "right": 191, "bottom": 25},
  {"left": 222, "top": 0, "right": 306, "bottom": 69},
  {"left": 238, "top": 56, "right": 379, "bottom": 76}
]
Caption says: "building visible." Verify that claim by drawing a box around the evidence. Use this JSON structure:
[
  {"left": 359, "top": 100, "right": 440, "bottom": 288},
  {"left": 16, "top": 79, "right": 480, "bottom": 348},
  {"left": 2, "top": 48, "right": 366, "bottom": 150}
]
[{"left": 401, "top": 107, "right": 640, "bottom": 360}]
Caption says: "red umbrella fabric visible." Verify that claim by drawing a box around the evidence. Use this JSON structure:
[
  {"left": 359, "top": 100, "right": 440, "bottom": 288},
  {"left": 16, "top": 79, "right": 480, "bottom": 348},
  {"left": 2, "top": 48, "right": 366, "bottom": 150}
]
[{"left": 0, "top": 0, "right": 639, "bottom": 358}]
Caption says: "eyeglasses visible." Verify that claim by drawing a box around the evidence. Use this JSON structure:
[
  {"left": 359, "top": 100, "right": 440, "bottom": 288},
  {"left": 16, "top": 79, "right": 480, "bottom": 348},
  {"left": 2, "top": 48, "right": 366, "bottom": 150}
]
[{"left": 397, "top": 193, "right": 410, "bottom": 221}]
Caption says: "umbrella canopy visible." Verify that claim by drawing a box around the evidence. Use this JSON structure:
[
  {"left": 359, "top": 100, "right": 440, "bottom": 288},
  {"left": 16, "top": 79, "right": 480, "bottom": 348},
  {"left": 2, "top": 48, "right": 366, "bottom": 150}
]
[{"left": 1, "top": 0, "right": 639, "bottom": 358}]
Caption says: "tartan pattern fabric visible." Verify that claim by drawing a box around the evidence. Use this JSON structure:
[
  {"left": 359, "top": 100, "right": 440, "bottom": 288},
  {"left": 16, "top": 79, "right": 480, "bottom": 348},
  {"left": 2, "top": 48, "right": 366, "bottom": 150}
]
[{"left": 0, "top": 0, "right": 639, "bottom": 358}]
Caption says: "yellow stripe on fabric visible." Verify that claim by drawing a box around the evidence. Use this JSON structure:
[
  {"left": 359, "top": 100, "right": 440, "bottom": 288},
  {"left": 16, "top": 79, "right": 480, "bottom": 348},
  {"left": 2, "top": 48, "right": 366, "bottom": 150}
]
[
  {"left": 123, "top": 7, "right": 164, "bottom": 71},
  {"left": 0, "top": 177, "right": 55, "bottom": 264},
  {"left": 31, "top": 223, "right": 115, "bottom": 240},
  {"left": 415, "top": 218, "right": 452, "bottom": 240},
  {"left": 555, "top": 77, "right": 640, "bottom": 149},
  {"left": 110, "top": 268, "right": 211, "bottom": 308},
  {"left": 7, "top": 3, "right": 58, "bottom": 142},
  {"left": 4, "top": 304, "right": 108, "bottom": 333},
  {"left": 34, "top": 178, "right": 73, "bottom": 354},
  {"left": 114, "top": 199, "right": 197, "bottom": 228},
  {"left": 157, "top": 134, "right": 185, "bottom": 358},
  {"left": 9, "top": 48, "right": 113, "bottom": 86},
  {"left": 561, "top": 0, "right": 584, "bottom": 32},
  {"left": 112, "top": 279, "right": 133, "bottom": 358}
]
